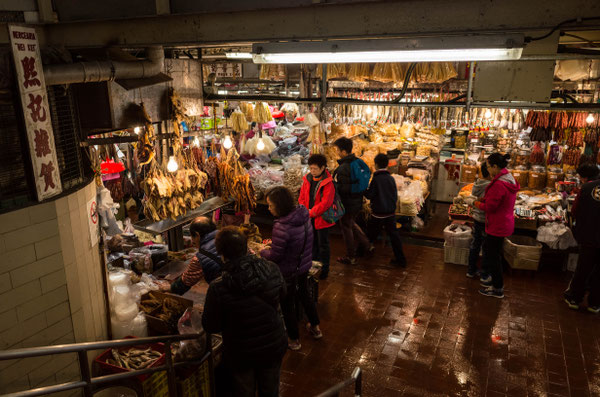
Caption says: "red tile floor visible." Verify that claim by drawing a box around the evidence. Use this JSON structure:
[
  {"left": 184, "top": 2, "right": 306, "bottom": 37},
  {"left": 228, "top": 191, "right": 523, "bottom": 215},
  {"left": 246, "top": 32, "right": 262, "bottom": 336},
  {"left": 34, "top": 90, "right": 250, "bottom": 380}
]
[{"left": 278, "top": 235, "right": 600, "bottom": 397}]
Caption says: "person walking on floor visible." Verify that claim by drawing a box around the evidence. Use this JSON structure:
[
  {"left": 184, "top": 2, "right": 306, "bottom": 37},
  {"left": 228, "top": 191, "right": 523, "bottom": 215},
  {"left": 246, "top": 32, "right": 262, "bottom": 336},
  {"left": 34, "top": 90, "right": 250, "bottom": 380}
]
[
  {"left": 202, "top": 226, "right": 287, "bottom": 397},
  {"left": 298, "top": 154, "right": 336, "bottom": 280},
  {"left": 261, "top": 186, "right": 322, "bottom": 351},
  {"left": 364, "top": 154, "right": 407, "bottom": 267},
  {"left": 332, "top": 137, "right": 373, "bottom": 265},
  {"left": 466, "top": 163, "right": 492, "bottom": 280},
  {"left": 473, "top": 153, "right": 520, "bottom": 299},
  {"left": 564, "top": 163, "right": 600, "bottom": 313}
]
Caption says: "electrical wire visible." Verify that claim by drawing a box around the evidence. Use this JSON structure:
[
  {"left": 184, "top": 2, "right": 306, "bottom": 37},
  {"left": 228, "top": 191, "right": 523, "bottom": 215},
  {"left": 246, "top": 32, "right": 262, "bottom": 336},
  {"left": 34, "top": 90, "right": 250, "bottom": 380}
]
[
  {"left": 561, "top": 32, "right": 599, "bottom": 47},
  {"left": 391, "top": 62, "right": 417, "bottom": 103},
  {"left": 526, "top": 17, "right": 600, "bottom": 42}
]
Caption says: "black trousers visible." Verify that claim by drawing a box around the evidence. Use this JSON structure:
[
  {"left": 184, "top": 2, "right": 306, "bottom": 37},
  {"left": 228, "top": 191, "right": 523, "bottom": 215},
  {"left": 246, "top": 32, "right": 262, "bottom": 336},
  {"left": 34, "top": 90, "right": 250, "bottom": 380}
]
[
  {"left": 312, "top": 221, "right": 331, "bottom": 271},
  {"left": 281, "top": 272, "right": 320, "bottom": 340},
  {"left": 482, "top": 235, "right": 504, "bottom": 290},
  {"left": 566, "top": 245, "right": 600, "bottom": 307},
  {"left": 367, "top": 215, "right": 406, "bottom": 264},
  {"left": 229, "top": 361, "right": 282, "bottom": 397}
]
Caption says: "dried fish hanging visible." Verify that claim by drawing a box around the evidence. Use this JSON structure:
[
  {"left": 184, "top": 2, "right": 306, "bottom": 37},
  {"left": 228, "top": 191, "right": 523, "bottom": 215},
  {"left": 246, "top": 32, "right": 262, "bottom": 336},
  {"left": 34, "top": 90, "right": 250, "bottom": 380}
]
[
  {"left": 136, "top": 103, "right": 156, "bottom": 166},
  {"left": 169, "top": 88, "right": 189, "bottom": 138},
  {"left": 141, "top": 151, "right": 208, "bottom": 221},
  {"left": 216, "top": 146, "right": 256, "bottom": 212}
]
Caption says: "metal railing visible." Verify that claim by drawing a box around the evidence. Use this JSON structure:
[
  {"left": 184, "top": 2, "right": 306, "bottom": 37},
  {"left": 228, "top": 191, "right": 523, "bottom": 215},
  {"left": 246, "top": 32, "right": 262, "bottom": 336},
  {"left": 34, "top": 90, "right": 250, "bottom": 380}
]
[
  {"left": 0, "top": 333, "right": 214, "bottom": 397},
  {"left": 314, "top": 367, "right": 362, "bottom": 397}
]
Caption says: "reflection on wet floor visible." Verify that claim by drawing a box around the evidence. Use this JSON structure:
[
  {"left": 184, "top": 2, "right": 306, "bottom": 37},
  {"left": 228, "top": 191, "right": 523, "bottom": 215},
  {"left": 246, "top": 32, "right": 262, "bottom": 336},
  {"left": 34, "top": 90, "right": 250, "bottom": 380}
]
[{"left": 279, "top": 235, "right": 600, "bottom": 397}]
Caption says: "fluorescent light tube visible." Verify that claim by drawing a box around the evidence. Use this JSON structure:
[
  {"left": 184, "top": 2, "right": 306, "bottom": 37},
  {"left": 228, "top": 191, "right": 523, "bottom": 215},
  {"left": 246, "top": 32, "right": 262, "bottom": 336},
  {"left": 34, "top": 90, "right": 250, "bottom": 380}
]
[
  {"left": 252, "top": 35, "right": 524, "bottom": 63},
  {"left": 226, "top": 52, "right": 253, "bottom": 59},
  {"left": 253, "top": 48, "right": 523, "bottom": 63}
]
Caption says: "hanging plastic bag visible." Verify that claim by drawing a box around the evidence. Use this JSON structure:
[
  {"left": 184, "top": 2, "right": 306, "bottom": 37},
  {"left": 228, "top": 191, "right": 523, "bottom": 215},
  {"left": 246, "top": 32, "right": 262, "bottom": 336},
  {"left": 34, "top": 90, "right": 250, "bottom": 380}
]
[{"left": 175, "top": 308, "right": 207, "bottom": 362}]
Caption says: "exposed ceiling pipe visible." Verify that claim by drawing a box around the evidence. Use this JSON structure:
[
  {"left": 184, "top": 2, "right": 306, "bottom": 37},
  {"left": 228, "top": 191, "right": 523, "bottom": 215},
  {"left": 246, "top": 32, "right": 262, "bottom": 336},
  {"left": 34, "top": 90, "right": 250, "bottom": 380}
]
[{"left": 43, "top": 46, "right": 164, "bottom": 86}]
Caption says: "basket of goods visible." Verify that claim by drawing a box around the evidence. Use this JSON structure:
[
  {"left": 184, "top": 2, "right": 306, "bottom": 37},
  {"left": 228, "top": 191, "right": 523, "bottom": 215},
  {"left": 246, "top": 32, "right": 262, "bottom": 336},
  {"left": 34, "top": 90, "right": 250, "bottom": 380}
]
[
  {"left": 546, "top": 166, "right": 564, "bottom": 189},
  {"left": 510, "top": 166, "right": 529, "bottom": 188},
  {"left": 528, "top": 165, "right": 547, "bottom": 190},
  {"left": 140, "top": 292, "right": 192, "bottom": 335},
  {"left": 448, "top": 203, "right": 471, "bottom": 221},
  {"left": 95, "top": 336, "right": 165, "bottom": 381},
  {"left": 460, "top": 163, "right": 478, "bottom": 183},
  {"left": 443, "top": 223, "right": 472, "bottom": 248}
]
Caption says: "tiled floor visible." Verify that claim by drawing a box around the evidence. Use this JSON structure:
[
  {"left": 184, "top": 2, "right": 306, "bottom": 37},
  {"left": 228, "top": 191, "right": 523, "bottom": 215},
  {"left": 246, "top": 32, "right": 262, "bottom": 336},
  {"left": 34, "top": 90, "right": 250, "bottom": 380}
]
[{"left": 279, "top": 235, "right": 600, "bottom": 397}]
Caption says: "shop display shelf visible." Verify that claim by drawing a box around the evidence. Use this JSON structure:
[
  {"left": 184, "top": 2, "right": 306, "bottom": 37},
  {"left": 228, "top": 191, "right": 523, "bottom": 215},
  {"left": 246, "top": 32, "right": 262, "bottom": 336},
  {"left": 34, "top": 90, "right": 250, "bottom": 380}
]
[{"left": 133, "top": 196, "right": 233, "bottom": 235}]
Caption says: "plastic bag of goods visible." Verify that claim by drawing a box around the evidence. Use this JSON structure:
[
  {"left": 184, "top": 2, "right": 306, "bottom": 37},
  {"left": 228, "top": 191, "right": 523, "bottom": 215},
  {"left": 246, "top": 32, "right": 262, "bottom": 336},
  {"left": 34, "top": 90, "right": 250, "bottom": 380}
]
[
  {"left": 283, "top": 155, "right": 307, "bottom": 198},
  {"left": 399, "top": 191, "right": 418, "bottom": 216},
  {"left": 443, "top": 224, "right": 472, "bottom": 248},
  {"left": 399, "top": 122, "right": 416, "bottom": 139},
  {"left": 460, "top": 163, "right": 478, "bottom": 183},
  {"left": 175, "top": 308, "right": 207, "bottom": 362}
]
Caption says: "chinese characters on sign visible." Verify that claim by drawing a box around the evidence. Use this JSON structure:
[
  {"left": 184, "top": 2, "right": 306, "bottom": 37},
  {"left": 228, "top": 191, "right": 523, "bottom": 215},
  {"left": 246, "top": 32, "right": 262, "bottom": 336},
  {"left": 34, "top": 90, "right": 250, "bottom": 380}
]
[
  {"left": 9, "top": 25, "right": 62, "bottom": 200},
  {"left": 203, "top": 63, "right": 242, "bottom": 79}
]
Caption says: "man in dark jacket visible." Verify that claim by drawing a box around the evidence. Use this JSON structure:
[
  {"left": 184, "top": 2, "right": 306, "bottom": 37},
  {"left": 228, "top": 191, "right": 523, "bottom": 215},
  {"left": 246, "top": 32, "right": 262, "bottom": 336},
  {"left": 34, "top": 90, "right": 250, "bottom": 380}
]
[
  {"left": 333, "top": 137, "right": 373, "bottom": 265},
  {"left": 564, "top": 164, "right": 600, "bottom": 314},
  {"left": 202, "top": 226, "right": 288, "bottom": 397},
  {"left": 169, "top": 217, "right": 221, "bottom": 295},
  {"left": 365, "top": 154, "right": 407, "bottom": 267}
]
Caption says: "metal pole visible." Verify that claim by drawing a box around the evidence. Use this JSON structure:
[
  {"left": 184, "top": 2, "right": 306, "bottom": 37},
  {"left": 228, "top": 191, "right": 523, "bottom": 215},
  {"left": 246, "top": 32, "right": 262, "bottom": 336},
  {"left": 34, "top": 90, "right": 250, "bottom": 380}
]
[
  {"left": 352, "top": 367, "right": 362, "bottom": 397},
  {"left": 466, "top": 62, "right": 474, "bottom": 115},
  {"left": 321, "top": 63, "right": 328, "bottom": 114},
  {"left": 199, "top": 49, "right": 205, "bottom": 110},
  {"left": 164, "top": 341, "right": 177, "bottom": 397},
  {"left": 77, "top": 351, "right": 93, "bottom": 397}
]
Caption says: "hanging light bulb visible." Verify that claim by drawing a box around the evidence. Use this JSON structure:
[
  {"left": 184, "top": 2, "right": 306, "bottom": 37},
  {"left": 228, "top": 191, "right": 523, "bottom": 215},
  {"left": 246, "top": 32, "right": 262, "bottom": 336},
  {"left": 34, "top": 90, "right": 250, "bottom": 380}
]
[
  {"left": 193, "top": 136, "right": 200, "bottom": 147},
  {"left": 223, "top": 135, "right": 233, "bottom": 149},
  {"left": 365, "top": 106, "right": 373, "bottom": 115},
  {"left": 484, "top": 109, "right": 492, "bottom": 119},
  {"left": 167, "top": 156, "right": 178, "bottom": 172},
  {"left": 586, "top": 113, "right": 595, "bottom": 124},
  {"left": 134, "top": 126, "right": 141, "bottom": 134},
  {"left": 256, "top": 137, "right": 265, "bottom": 151}
]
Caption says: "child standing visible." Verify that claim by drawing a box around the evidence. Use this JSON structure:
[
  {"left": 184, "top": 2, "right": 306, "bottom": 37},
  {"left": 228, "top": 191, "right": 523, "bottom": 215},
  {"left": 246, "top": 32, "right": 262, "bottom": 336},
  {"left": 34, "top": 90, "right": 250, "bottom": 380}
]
[
  {"left": 467, "top": 162, "right": 492, "bottom": 280},
  {"left": 365, "top": 154, "right": 407, "bottom": 267}
]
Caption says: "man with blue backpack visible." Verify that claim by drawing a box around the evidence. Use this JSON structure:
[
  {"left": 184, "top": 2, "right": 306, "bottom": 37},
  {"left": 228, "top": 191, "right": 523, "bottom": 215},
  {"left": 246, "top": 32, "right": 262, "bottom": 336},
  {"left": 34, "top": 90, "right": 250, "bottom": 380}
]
[{"left": 332, "top": 137, "right": 374, "bottom": 265}]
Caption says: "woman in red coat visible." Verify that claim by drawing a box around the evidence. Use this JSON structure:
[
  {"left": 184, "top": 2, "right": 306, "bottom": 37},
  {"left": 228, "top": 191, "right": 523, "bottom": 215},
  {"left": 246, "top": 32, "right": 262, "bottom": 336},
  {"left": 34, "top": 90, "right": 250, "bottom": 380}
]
[
  {"left": 474, "top": 153, "right": 520, "bottom": 299},
  {"left": 299, "top": 154, "right": 336, "bottom": 280}
]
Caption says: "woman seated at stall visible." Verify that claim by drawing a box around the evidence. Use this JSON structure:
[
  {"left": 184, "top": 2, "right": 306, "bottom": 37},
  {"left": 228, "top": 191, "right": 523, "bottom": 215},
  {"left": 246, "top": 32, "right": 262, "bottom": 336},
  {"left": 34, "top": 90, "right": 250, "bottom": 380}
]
[{"left": 168, "top": 216, "right": 222, "bottom": 295}]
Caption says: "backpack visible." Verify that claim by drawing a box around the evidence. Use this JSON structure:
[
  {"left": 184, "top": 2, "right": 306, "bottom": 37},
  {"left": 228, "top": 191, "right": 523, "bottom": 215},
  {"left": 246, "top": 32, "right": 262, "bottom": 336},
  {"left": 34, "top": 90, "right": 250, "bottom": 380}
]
[
  {"left": 350, "top": 159, "right": 371, "bottom": 193},
  {"left": 314, "top": 181, "right": 345, "bottom": 224}
]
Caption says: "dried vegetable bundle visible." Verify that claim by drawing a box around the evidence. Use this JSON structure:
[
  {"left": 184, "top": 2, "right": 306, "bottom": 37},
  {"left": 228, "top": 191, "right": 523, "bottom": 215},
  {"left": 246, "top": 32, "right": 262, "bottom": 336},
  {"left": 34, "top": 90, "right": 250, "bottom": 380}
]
[
  {"left": 231, "top": 110, "right": 249, "bottom": 133},
  {"left": 259, "top": 64, "right": 286, "bottom": 80},
  {"left": 141, "top": 152, "right": 208, "bottom": 221},
  {"left": 254, "top": 102, "right": 273, "bottom": 124},
  {"left": 315, "top": 64, "right": 348, "bottom": 79},
  {"left": 371, "top": 63, "right": 404, "bottom": 83},
  {"left": 347, "top": 63, "right": 372, "bottom": 82},
  {"left": 239, "top": 102, "right": 254, "bottom": 123}
]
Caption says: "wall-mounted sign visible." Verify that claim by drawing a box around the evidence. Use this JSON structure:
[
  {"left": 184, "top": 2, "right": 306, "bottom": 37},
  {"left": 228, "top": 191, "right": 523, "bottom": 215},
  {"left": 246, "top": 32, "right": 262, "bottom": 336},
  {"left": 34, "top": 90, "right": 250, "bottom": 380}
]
[
  {"left": 203, "top": 63, "right": 242, "bottom": 79},
  {"left": 9, "top": 25, "right": 62, "bottom": 200}
]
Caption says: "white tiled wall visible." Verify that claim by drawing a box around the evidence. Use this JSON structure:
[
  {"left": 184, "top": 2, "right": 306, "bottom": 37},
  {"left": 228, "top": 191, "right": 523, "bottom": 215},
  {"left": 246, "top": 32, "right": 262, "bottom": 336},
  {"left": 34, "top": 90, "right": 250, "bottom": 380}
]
[{"left": 0, "top": 181, "right": 108, "bottom": 395}]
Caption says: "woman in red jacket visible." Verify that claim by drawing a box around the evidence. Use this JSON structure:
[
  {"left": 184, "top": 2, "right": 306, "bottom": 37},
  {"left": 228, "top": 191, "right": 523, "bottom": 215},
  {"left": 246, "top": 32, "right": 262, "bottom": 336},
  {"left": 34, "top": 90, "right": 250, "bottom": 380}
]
[
  {"left": 299, "top": 154, "right": 336, "bottom": 279},
  {"left": 474, "top": 153, "right": 520, "bottom": 299}
]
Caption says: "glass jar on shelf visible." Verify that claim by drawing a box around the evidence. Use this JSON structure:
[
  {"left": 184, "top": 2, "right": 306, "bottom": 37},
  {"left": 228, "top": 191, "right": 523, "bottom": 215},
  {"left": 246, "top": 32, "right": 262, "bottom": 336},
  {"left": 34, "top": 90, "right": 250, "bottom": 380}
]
[
  {"left": 528, "top": 165, "right": 547, "bottom": 190},
  {"left": 510, "top": 165, "right": 529, "bottom": 188},
  {"left": 546, "top": 166, "right": 564, "bottom": 189},
  {"left": 515, "top": 149, "right": 530, "bottom": 167}
]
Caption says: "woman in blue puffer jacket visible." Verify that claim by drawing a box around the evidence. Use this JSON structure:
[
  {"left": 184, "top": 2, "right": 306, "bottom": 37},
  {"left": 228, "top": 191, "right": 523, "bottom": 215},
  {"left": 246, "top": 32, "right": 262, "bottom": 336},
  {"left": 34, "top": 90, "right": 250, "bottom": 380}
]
[{"left": 261, "top": 186, "right": 322, "bottom": 351}]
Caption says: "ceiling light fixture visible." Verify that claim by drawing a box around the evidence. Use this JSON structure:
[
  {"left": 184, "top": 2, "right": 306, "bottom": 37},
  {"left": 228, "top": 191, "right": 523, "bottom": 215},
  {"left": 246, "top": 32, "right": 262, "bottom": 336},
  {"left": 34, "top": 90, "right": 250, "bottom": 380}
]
[
  {"left": 586, "top": 113, "right": 595, "bottom": 124},
  {"left": 252, "top": 35, "right": 524, "bottom": 64}
]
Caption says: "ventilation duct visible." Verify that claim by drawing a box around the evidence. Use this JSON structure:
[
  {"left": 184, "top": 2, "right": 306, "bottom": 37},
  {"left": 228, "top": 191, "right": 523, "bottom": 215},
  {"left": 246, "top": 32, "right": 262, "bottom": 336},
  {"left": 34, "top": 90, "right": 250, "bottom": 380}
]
[{"left": 43, "top": 46, "right": 164, "bottom": 86}]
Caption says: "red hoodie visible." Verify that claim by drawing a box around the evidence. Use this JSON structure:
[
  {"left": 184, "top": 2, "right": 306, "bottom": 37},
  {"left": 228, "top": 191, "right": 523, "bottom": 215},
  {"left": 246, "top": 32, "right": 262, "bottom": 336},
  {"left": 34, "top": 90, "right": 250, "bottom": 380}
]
[
  {"left": 298, "top": 170, "right": 335, "bottom": 230},
  {"left": 479, "top": 168, "right": 520, "bottom": 237}
]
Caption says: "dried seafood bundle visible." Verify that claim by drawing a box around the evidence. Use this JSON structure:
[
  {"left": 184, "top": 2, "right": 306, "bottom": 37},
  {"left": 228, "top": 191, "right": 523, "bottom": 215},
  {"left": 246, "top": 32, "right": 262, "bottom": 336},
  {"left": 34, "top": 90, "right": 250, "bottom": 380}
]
[
  {"left": 260, "top": 64, "right": 286, "bottom": 80},
  {"left": 106, "top": 347, "right": 162, "bottom": 370},
  {"left": 141, "top": 152, "right": 208, "bottom": 221},
  {"left": 137, "top": 103, "right": 156, "bottom": 166},
  {"left": 215, "top": 147, "right": 256, "bottom": 212},
  {"left": 239, "top": 102, "right": 254, "bottom": 123},
  {"left": 141, "top": 293, "right": 187, "bottom": 331},
  {"left": 315, "top": 64, "right": 347, "bottom": 79},
  {"left": 169, "top": 89, "right": 189, "bottom": 139},
  {"left": 347, "top": 63, "right": 371, "bottom": 82}
]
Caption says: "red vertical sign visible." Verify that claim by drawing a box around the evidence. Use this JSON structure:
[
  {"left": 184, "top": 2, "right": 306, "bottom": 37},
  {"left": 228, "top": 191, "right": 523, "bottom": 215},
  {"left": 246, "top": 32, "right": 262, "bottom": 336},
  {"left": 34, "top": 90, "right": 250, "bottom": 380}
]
[{"left": 9, "top": 25, "right": 62, "bottom": 200}]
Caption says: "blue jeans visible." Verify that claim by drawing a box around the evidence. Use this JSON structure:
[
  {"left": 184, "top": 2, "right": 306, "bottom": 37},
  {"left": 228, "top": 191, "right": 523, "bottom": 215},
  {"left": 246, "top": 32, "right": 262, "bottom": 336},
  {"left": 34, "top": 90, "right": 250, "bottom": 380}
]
[{"left": 468, "top": 221, "right": 488, "bottom": 276}]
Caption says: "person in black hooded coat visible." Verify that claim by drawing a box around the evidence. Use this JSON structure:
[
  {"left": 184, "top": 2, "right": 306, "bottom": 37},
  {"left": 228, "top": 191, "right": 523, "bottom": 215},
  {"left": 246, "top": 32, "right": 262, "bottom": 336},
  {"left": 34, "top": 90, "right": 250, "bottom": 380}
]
[{"left": 202, "top": 226, "right": 287, "bottom": 397}]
